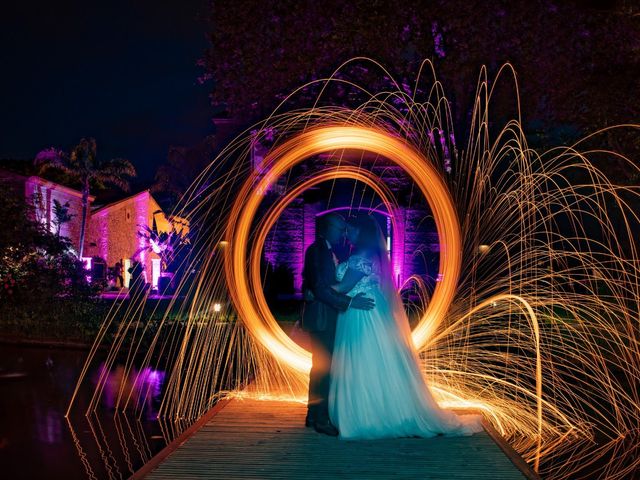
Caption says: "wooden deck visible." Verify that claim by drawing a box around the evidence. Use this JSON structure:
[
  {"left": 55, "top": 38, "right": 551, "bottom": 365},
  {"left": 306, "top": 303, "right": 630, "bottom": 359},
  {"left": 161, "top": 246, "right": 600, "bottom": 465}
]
[{"left": 133, "top": 396, "right": 537, "bottom": 479}]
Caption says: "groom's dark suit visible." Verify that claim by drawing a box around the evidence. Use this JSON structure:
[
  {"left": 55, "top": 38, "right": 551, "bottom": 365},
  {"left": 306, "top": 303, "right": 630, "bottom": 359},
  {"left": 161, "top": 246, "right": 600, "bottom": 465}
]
[{"left": 301, "top": 236, "right": 351, "bottom": 423}]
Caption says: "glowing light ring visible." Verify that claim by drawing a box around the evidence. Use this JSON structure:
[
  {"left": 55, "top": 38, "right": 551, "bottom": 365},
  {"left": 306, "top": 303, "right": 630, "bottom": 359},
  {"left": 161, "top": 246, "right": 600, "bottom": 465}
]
[
  {"left": 225, "top": 126, "right": 461, "bottom": 372},
  {"left": 251, "top": 167, "right": 400, "bottom": 368}
]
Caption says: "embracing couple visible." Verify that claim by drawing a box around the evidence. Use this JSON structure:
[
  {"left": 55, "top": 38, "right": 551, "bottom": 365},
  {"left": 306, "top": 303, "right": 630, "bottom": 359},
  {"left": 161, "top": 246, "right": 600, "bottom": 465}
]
[{"left": 301, "top": 212, "right": 483, "bottom": 439}]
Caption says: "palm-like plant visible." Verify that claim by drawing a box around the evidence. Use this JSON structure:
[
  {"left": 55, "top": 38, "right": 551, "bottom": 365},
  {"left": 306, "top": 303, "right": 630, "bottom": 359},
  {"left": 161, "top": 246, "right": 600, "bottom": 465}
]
[
  {"left": 52, "top": 199, "right": 74, "bottom": 237},
  {"left": 136, "top": 216, "right": 190, "bottom": 272},
  {"left": 35, "top": 138, "right": 137, "bottom": 258}
]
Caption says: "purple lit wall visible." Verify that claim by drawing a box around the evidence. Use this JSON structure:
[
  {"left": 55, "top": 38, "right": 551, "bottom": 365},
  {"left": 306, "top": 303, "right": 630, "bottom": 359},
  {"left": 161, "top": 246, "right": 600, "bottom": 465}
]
[
  {"left": 85, "top": 191, "right": 170, "bottom": 288},
  {"left": 262, "top": 197, "right": 306, "bottom": 288},
  {"left": 258, "top": 157, "right": 440, "bottom": 294},
  {"left": 0, "top": 173, "right": 95, "bottom": 256},
  {"left": 391, "top": 207, "right": 406, "bottom": 288},
  {"left": 134, "top": 193, "right": 150, "bottom": 284},
  {"left": 263, "top": 201, "right": 436, "bottom": 292}
]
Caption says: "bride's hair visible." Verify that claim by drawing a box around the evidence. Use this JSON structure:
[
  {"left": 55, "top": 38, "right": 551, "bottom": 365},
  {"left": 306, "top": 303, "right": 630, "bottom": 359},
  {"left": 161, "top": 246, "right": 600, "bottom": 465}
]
[
  {"left": 350, "top": 214, "right": 385, "bottom": 256},
  {"left": 349, "top": 214, "right": 391, "bottom": 286}
]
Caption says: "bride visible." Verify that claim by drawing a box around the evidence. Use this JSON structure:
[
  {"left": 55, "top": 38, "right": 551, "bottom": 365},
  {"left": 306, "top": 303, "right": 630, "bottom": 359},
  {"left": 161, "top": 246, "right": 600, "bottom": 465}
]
[{"left": 328, "top": 214, "right": 483, "bottom": 440}]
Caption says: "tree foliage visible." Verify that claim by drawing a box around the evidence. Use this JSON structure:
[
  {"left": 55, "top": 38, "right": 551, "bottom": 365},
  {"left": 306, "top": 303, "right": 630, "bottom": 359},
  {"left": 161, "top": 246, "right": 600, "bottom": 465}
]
[
  {"left": 52, "top": 199, "right": 74, "bottom": 237},
  {"left": 205, "top": 0, "right": 640, "bottom": 172},
  {"left": 0, "top": 187, "right": 97, "bottom": 304},
  {"left": 136, "top": 220, "right": 191, "bottom": 274},
  {"left": 35, "top": 138, "right": 137, "bottom": 257}
]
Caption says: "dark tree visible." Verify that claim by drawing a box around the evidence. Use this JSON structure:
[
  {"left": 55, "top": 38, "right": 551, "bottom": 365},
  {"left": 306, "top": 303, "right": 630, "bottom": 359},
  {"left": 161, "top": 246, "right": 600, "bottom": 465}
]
[
  {"left": 152, "top": 135, "right": 217, "bottom": 211},
  {"left": 205, "top": 0, "right": 640, "bottom": 179}
]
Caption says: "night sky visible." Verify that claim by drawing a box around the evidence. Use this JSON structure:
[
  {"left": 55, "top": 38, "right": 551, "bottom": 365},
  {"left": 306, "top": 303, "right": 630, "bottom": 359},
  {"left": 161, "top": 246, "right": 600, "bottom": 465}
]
[{"left": 1, "top": 0, "right": 213, "bottom": 183}]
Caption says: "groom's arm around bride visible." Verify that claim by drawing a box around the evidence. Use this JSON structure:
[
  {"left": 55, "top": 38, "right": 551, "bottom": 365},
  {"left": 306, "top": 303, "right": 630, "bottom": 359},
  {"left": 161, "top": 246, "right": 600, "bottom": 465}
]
[{"left": 300, "top": 241, "right": 374, "bottom": 331}]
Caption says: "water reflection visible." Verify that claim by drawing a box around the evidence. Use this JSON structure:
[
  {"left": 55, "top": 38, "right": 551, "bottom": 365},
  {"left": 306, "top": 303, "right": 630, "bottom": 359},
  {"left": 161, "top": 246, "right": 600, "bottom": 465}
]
[
  {"left": 0, "top": 345, "right": 186, "bottom": 479},
  {"left": 35, "top": 405, "right": 63, "bottom": 444},
  {"left": 96, "top": 364, "right": 165, "bottom": 419},
  {"left": 66, "top": 412, "right": 193, "bottom": 480}
]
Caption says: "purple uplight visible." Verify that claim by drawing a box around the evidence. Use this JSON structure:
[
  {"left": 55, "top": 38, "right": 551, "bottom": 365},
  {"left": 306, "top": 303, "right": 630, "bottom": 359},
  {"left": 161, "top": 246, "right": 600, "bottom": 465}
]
[{"left": 134, "top": 194, "right": 149, "bottom": 282}]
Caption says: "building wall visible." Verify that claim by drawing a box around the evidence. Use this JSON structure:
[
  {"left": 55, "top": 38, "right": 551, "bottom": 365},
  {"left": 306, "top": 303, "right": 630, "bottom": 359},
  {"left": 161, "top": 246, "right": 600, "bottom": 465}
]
[
  {"left": 263, "top": 200, "right": 439, "bottom": 293},
  {"left": 0, "top": 171, "right": 91, "bottom": 255},
  {"left": 403, "top": 207, "right": 440, "bottom": 284},
  {"left": 85, "top": 191, "right": 168, "bottom": 287},
  {"left": 262, "top": 197, "right": 306, "bottom": 290},
  {"left": 24, "top": 177, "right": 89, "bottom": 253}
]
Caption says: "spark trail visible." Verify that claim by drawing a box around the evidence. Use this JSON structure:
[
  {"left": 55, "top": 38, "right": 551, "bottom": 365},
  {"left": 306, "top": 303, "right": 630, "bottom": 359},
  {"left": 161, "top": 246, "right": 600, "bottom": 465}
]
[{"left": 69, "top": 60, "right": 640, "bottom": 479}]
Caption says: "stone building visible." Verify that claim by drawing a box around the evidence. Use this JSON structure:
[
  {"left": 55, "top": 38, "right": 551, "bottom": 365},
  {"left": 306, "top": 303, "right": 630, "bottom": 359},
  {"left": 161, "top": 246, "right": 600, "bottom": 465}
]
[
  {"left": 84, "top": 190, "right": 188, "bottom": 289},
  {"left": 257, "top": 154, "right": 440, "bottom": 295},
  {"left": 1, "top": 168, "right": 186, "bottom": 291},
  {"left": 0, "top": 169, "right": 94, "bottom": 254}
]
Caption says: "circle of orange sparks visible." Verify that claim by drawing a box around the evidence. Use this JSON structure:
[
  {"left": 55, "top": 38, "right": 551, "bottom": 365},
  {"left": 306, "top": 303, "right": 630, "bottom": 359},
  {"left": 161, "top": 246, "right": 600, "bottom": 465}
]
[{"left": 225, "top": 125, "right": 461, "bottom": 372}]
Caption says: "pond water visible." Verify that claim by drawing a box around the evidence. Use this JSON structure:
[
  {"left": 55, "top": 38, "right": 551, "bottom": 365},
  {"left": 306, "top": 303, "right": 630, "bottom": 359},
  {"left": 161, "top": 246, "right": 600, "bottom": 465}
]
[{"left": 0, "top": 344, "right": 176, "bottom": 479}]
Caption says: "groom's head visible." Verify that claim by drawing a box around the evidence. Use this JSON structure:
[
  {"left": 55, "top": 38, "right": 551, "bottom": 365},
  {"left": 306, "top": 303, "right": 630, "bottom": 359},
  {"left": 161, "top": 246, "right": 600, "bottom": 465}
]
[{"left": 316, "top": 213, "right": 346, "bottom": 245}]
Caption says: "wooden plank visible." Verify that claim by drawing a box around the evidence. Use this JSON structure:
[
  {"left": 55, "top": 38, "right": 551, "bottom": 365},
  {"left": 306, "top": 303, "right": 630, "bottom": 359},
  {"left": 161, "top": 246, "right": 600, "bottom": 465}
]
[
  {"left": 131, "top": 395, "right": 538, "bottom": 479},
  {"left": 129, "top": 397, "right": 232, "bottom": 480}
]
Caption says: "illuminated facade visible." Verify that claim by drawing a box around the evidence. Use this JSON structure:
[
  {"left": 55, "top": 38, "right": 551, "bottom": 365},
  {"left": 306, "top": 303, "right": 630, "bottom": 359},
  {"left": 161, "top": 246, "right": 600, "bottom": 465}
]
[
  {"left": 84, "top": 190, "right": 187, "bottom": 289},
  {"left": 257, "top": 154, "right": 439, "bottom": 292},
  {"left": 0, "top": 168, "right": 186, "bottom": 291},
  {"left": 0, "top": 169, "right": 94, "bottom": 254}
]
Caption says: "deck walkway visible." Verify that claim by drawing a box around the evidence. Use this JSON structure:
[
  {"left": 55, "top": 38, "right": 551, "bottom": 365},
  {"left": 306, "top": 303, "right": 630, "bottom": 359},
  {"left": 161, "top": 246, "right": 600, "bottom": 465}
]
[{"left": 133, "top": 396, "right": 537, "bottom": 479}]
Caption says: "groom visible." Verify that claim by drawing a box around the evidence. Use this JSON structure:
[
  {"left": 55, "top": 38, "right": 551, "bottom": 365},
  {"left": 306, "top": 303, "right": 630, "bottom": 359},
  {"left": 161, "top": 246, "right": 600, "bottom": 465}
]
[{"left": 301, "top": 212, "right": 374, "bottom": 436}]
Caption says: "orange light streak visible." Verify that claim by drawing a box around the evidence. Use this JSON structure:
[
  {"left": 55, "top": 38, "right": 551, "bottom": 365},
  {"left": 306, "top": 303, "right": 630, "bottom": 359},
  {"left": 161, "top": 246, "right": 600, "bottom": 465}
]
[{"left": 225, "top": 125, "right": 461, "bottom": 372}]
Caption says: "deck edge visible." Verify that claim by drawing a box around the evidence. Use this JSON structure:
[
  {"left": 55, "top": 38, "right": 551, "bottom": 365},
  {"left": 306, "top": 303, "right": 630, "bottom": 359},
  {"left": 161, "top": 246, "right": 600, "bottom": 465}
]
[
  {"left": 481, "top": 420, "right": 541, "bottom": 480},
  {"left": 128, "top": 396, "right": 232, "bottom": 480}
]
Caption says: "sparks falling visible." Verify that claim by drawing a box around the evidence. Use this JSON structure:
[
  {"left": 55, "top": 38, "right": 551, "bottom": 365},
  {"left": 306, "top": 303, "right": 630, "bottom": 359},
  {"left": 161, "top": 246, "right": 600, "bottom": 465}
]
[{"left": 68, "top": 60, "right": 640, "bottom": 479}]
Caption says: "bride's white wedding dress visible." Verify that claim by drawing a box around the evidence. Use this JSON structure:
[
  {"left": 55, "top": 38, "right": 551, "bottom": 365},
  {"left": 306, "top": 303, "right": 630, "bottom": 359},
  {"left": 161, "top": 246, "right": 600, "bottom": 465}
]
[{"left": 328, "top": 253, "right": 484, "bottom": 440}]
